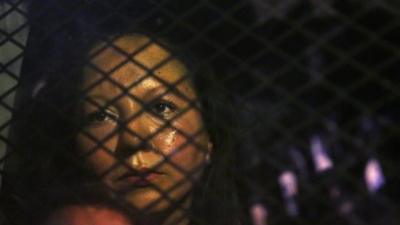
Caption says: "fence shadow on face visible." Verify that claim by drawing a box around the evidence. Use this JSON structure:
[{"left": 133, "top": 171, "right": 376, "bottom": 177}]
[{"left": 1, "top": 1, "right": 400, "bottom": 225}]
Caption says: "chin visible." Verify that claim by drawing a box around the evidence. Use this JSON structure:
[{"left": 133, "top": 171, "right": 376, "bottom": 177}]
[{"left": 124, "top": 188, "right": 167, "bottom": 212}]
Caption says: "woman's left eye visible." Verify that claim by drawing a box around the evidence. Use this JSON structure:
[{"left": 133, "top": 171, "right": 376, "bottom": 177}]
[{"left": 149, "top": 100, "right": 177, "bottom": 118}]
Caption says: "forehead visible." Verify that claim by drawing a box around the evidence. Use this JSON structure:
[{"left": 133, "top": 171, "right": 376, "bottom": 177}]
[
  {"left": 84, "top": 34, "right": 189, "bottom": 88},
  {"left": 81, "top": 35, "right": 197, "bottom": 99}
]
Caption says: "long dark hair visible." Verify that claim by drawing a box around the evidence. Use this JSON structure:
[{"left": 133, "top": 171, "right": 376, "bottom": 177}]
[{"left": 2, "top": 3, "right": 243, "bottom": 225}]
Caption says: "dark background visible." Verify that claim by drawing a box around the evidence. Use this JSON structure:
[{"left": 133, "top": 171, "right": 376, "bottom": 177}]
[{"left": 1, "top": 0, "right": 399, "bottom": 224}]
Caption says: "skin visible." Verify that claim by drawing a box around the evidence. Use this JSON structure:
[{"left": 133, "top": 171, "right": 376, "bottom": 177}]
[
  {"left": 43, "top": 205, "right": 133, "bottom": 225},
  {"left": 76, "top": 34, "right": 212, "bottom": 225}
]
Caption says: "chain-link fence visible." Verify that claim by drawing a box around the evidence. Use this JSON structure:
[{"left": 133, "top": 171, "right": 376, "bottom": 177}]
[{"left": 1, "top": 0, "right": 399, "bottom": 225}]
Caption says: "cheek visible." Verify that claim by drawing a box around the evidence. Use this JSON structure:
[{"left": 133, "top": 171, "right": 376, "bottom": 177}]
[
  {"left": 171, "top": 134, "right": 207, "bottom": 167},
  {"left": 151, "top": 109, "right": 208, "bottom": 171},
  {"left": 76, "top": 131, "right": 119, "bottom": 175},
  {"left": 175, "top": 109, "right": 204, "bottom": 135},
  {"left": 153, "top": 130, "right": 207, "bottom": 175}
]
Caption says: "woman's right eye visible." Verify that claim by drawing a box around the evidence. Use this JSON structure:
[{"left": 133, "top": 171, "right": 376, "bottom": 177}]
[{"left": 83, "top": 109, "right": 119, "bottom": 126}]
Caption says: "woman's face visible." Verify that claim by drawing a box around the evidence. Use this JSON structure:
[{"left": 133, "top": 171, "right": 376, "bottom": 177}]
[{"left": 76, "top": 35, "right": 212, "bottom": 212}]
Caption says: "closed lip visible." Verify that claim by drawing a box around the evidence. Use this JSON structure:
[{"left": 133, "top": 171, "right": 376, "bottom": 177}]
[{"left": 114, "top": 168, "right": 164, "bottom": 189}]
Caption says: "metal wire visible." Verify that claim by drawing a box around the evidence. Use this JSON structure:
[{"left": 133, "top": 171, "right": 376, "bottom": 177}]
[{"left": 1, "top": 0, "right": 399, "bottom": 225}]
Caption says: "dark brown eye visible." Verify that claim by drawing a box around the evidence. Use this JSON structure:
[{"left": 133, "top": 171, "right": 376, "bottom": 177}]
[
  {"left": 84, "top": 109, "right": 119, "bottom": 126},
  {"left": 149, "top": 100, "right": 177, "bottom": 118}
]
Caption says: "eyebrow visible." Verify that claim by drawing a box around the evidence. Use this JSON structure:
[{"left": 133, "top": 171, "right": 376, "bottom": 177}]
[
  {"left": 81, "top": 95, "right": 118, "bottom": 111},
  {"left": 84, "top": 79, "right": 188, "bottom": 105},
  {"left": 142, "top": 86, "right": 171, "bottom": 100},
  {"left": 82, "top": 87, "right": 169, "bottom": 107}
]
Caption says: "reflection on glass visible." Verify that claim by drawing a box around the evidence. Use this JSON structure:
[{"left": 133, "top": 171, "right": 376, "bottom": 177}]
[
  {"left": 279, "top": 170, "right": 298, "bottom": 216},
  {"left": 310, "top": 135, "right": 333, "bottom": 173},
  {"left": 364, "top": 158, "right": 385, "bottom": 193}
]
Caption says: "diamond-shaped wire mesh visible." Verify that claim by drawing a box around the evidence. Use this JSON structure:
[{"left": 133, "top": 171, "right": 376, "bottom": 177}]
[{"left": 0, "top": 0, "right": 399, "bottom": 225}]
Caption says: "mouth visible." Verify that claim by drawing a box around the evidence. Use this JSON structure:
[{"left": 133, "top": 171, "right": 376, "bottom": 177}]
[{"left": 113, "top": 168, "right": 164, "bottom": 190}]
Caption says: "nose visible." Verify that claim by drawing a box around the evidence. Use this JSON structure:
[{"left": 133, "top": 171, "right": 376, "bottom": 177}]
[{"left": 114, "top": 114, "right": 152, "bottom": 161}]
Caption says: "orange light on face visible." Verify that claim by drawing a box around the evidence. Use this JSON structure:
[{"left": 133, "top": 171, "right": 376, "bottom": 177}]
[{"left": 76, "top": 34, "right": 212, "bottom": 214}]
